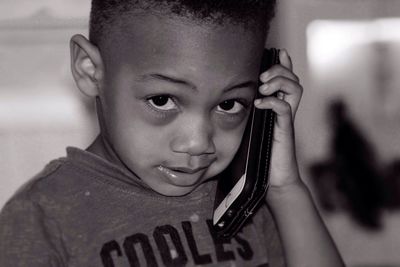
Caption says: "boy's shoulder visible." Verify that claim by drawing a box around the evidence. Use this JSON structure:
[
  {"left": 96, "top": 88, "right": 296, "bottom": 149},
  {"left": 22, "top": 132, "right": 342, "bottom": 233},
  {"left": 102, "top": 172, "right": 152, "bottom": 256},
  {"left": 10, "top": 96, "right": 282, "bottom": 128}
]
[
  {"left": 2, "top": 146, "right": 151, "bottom": 215},
  {"left": 3, "top": 147, "right": 109, "bottom": 210},
  {"left": 9, "top": 156, "right": 68, "bottom": 200},
  {"left": 3, "top": 151, "right": 78, "bottom": 209}
]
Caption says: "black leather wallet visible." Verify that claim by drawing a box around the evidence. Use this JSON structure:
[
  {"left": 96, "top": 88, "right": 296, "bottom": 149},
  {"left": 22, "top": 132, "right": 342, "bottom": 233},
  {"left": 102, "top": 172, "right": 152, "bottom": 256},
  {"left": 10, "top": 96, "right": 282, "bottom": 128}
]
[{"left": 212, "top": 48, "right": 280, "bottom": 238}]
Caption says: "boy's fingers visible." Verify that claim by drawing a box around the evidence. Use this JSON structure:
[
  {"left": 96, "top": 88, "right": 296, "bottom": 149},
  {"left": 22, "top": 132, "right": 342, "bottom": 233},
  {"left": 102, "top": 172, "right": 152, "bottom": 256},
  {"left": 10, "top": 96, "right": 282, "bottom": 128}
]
[
  {"left": 254, "top": 97, "right": 293, "bottom": 127},
  {"left": 279, "top": 49, "right": 292, "bottom": 71},
  {"left": 257, "top": 76, "right": 302, "bottom": 118},
  {"left": 257, "top": 49, "right": 302, "bottom": 118},
  {"left": 260, "top": 64, "right": 299, "bottom": 83},
  {"left": 259, "top": 76, "right": 303, "bottom": 97}
]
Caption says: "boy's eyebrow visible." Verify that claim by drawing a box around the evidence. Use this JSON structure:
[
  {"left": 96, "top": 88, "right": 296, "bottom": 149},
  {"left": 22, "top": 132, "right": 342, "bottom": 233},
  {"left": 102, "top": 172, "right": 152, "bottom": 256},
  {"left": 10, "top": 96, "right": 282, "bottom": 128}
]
[
  {"left": 141, "top": 73, "right": 197, "bottom": 91},
  {"left": 223, "top": 81, "right": 257, "bottom": 93},
  {"left": 140, "top": 73, "right": 257, "bottom": 92}
]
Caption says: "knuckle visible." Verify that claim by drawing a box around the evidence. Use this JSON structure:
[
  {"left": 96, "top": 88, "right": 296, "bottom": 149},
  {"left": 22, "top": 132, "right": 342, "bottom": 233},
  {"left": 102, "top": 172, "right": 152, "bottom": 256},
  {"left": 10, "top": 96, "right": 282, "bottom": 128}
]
[
  {"left": 282, "top": 101, "right": 292, "bottom": 113},
  {"left": 293, "top": 73, "right": 300, "bottom": 82},
  {"left": 297, "top": 84, "right": 304, "bottom": 94},
  {"left": 272, "top": 76, "right": 285, "bottom": 85}
]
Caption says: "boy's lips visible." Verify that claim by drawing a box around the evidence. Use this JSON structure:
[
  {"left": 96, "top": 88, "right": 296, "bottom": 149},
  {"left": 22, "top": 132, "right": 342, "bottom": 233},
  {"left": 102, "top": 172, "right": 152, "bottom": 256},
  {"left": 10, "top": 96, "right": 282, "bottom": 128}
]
[
  {"left": 157, "top": 165, "right": 209, "bottom": 186},
  {"left": 168, "top": 166, "right": 208, "bottom": 174}
]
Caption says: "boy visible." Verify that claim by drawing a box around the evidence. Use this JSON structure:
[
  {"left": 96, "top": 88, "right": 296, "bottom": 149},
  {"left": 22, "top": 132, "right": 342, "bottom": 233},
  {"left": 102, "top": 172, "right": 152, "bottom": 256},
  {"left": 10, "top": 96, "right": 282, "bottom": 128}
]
[{"left": 0, "top": 0, "right": 344, "bottom": 266}]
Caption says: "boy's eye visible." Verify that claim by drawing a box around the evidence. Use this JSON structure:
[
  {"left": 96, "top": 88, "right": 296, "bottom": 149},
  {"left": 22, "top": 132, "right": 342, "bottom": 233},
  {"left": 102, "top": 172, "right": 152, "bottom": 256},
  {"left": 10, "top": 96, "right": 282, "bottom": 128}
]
[
  {"left": 217, "top": 100, "right": 245, "bottom": 114},
  {"left": 147, "top": 95, "right": 177, "bottom": 111}
]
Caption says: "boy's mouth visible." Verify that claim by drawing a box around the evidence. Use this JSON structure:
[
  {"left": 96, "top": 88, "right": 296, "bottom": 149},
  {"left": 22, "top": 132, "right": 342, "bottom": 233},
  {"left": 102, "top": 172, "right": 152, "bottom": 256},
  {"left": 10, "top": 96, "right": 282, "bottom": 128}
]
[
  {"left": 157, "top": 165, "right": 209, "bottom": 186},
  {"left": 168, "top": 166, "right": 208, "bottom": 174}
]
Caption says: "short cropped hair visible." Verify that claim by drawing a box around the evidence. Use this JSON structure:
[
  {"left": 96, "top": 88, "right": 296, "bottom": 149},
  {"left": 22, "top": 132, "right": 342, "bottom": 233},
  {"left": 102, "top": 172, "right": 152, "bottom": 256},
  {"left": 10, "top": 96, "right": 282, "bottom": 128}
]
[{"left": 89, "top": 0, "right": 277, "bottom": 46}]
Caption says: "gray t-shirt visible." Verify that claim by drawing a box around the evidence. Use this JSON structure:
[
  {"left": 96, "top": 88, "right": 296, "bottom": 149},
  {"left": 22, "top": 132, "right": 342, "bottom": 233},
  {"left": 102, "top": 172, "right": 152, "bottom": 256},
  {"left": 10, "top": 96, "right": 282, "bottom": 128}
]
[{"left": 0, "top": 147, "right": 284, "bottom": 267}]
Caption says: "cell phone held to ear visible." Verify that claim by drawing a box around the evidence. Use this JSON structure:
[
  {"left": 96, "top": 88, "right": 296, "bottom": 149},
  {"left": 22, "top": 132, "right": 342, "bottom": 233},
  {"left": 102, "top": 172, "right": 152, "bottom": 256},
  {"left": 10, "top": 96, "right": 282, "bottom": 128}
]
[{"left": 212, "top": 48, "right": 280, "bottom": 238}]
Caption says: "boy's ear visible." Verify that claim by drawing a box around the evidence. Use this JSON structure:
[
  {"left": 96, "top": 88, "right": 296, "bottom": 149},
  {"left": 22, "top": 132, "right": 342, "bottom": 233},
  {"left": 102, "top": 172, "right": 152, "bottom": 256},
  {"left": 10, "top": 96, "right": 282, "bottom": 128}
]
[{"left": 70, "top": 34, "right": 104, "bottom": 97}]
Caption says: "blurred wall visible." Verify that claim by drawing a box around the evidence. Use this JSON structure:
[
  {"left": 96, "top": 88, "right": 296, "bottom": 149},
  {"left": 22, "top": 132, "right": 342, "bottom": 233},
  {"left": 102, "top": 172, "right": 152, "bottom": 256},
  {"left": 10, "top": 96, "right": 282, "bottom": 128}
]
[
  {"left": 0, "top": 1, "right": 94, "bottom": 207},
  {"left": 1, "top": 1, "right": 400, "bottom": 267},
  {"left": 272, "top": 0, "right": 400, "bottom": 266}
]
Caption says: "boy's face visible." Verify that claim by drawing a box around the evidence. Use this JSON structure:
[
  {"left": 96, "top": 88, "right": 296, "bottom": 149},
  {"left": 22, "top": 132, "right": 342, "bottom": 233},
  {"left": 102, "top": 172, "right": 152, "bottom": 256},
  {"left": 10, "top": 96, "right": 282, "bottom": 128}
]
[{"left": 98, "top": 13, "right": 266, "bottom": 196}]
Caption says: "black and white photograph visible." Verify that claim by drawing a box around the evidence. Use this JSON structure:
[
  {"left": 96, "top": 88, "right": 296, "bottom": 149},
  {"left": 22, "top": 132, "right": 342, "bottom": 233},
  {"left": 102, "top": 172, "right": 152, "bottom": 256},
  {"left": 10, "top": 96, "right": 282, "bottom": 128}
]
[{"left": 1, "top": 1, "right": 400, "bottom": 266}]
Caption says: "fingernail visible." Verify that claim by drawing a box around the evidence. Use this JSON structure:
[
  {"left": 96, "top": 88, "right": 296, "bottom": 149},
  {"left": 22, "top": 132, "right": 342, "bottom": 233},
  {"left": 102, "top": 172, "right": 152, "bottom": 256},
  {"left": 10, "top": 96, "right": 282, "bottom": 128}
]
[
  {"left": 285, "top": 49, "right": 292, "bottom": 60},
  {"left": 260, "top": 84, "right": 268, "bottom": 92},
  {"left": 260, "top": 72, "right": 269, "bottom": 82},
  {"left": 254, "top": 99, "right": 262, "bottom": 105}
]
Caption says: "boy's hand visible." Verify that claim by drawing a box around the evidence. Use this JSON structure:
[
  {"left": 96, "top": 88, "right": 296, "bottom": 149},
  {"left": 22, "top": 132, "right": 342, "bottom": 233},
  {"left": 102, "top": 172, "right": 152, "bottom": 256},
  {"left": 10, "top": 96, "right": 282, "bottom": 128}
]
[
  {"left": 255, "top": 52, "right": 345, "bottom": 267},
  {"left": 255, "top": 49, "right": 303, "bottom": 191}
]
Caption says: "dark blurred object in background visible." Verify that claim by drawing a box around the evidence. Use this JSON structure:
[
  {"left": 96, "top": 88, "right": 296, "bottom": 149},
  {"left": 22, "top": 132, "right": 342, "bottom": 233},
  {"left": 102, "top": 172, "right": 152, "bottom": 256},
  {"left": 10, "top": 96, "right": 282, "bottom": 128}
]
[
  {"left": 310, "top": 99, "right": 388, "bottom": 230},
  {"left": 383, "top": 159, "right": 400, "bottom": 210}
]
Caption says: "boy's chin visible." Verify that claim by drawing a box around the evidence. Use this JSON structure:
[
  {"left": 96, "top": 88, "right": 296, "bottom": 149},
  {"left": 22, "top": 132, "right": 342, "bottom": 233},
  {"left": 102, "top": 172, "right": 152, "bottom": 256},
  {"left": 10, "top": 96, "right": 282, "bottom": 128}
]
[
  {"left": 146, "top": 164, "right": 218, "bottom": 197},
  {"left": 148, "top": 179, "right": 209, "bottom": 197},
  {"left": 152, "top": 184, "right": 197, "bottom": 197}
]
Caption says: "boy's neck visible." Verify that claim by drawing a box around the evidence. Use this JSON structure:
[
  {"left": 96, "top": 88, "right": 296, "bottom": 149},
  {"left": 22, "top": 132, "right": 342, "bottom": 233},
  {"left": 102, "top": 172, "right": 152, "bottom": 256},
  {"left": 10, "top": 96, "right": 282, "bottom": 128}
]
[
  {"left": 87, "top": 97, "right": 129, "bottom": 170},
  {"left": 87, "top": 135, "right": 119, "bottom": 164}
]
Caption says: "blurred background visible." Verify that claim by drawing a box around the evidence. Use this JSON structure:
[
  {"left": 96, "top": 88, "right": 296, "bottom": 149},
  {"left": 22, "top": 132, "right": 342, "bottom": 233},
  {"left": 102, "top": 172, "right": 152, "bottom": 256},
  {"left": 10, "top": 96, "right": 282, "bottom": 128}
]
[{"left": 1, "top": 0, "right": 400, "bottom": 266}]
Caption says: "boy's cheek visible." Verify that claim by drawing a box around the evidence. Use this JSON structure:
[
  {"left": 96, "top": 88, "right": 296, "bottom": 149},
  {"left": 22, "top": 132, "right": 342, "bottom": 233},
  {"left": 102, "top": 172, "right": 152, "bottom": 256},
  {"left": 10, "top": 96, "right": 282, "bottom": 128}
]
[
  {"left": 205, "top": 143, "right": 240, "bottom": 179},
  {"left": 212, "top": 130, "right": 245, "bottom": 170}
]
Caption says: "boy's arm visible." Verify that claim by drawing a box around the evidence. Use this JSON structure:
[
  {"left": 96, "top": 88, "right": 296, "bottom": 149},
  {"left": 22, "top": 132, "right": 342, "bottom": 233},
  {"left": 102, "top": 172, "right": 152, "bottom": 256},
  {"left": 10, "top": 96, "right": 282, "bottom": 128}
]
[
  {"left": 256, "top": 50, "right": 344, "bottom": 267},
  {"left": 0, "top": 196, "right": 66, "bottom": 267},
  {"left": 267, "top": 181, "right": 344, "bottom": 267}
]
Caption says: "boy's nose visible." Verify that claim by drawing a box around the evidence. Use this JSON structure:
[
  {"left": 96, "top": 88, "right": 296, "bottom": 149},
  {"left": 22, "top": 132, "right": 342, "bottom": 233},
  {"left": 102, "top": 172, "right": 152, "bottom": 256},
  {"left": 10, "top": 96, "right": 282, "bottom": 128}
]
[{"left": 170, "top": 115, "right": 215, "bottom": 156}]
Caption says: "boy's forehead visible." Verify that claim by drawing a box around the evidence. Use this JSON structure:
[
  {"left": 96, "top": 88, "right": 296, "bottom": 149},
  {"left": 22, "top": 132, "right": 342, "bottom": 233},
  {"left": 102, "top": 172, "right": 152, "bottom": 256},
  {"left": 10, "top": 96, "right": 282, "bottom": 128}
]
[
  {"left": 100, "top": 12, "right": 266, "bottom": 82},
  {"left": 102, "top": 12, "right": 265, "bottom": 57}
]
